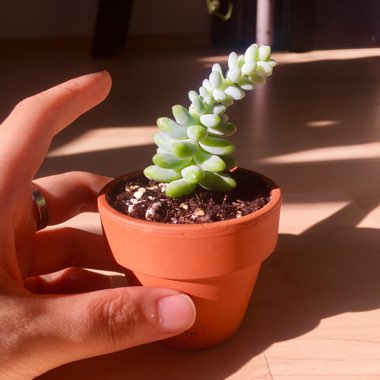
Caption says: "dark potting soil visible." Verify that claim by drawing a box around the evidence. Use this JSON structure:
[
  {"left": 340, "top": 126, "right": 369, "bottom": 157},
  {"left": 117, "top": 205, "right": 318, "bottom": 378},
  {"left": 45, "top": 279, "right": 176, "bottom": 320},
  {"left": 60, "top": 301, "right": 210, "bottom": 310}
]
[{"left": 106, "top": 169, "right": 272, "bottom": 224}]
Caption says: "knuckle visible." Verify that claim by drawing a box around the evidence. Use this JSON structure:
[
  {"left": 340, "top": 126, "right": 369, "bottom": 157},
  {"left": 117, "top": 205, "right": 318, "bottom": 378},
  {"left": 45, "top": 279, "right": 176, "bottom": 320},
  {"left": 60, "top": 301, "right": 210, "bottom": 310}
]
[
  {"left": 62, "top": 170, "right": 95, "bottom": 190},
  {"left": 13, "top": 93, "right": 43, "bottom": 113},
  {"left": 62, "top": 170, "right": 85, "bottom": 178},
  {"left": 91, "top": 291, "right": 140, "bottom": 349}
]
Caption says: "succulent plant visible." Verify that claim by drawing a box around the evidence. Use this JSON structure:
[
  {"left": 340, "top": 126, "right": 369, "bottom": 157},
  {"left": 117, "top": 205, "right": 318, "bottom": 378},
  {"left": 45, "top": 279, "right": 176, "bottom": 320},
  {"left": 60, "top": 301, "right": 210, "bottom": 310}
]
[{"left": 144, "top": 43, "right": 276, "bottom": 198}]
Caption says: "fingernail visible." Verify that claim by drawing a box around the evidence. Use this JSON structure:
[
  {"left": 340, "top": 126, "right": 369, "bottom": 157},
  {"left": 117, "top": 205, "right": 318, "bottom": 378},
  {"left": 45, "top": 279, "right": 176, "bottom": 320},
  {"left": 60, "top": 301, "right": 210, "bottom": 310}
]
[{"left": 158, "top": 294, "right": 196, "bottom": 333}]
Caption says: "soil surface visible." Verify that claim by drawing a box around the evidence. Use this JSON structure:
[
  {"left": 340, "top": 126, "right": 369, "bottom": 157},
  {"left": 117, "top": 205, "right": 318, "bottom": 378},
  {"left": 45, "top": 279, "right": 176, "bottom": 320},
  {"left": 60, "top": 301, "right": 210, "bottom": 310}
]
[{"left": 106, "top": 169, "right": 272, "bottom": 224}]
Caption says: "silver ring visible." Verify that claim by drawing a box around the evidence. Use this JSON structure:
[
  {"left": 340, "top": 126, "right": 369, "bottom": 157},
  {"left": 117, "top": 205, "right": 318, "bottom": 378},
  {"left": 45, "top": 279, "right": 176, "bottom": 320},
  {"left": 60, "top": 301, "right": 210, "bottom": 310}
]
[{"left": 32, "top": 184, "right": 49, "bottom": 230}]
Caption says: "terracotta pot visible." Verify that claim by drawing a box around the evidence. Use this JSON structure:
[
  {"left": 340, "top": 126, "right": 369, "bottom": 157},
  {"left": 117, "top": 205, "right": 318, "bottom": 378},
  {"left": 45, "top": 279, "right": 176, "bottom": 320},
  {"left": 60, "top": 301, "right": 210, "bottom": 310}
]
[{"left": 97, "top": 169, "right": 281, "bottom": 349}]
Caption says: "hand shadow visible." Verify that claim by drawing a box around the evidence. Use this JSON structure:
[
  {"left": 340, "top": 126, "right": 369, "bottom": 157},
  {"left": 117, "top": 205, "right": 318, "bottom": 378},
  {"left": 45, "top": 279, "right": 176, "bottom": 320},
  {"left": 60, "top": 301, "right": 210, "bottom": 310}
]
[{"left": 39, "top": 201, "right": 380, "bottom": 380}]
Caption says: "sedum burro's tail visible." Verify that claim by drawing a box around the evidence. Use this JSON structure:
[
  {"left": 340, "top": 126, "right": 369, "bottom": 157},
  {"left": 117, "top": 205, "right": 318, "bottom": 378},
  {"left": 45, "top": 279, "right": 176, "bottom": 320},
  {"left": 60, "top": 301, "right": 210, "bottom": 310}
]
[{"left": 144, "top": 44, "right": 276, "bottom": 198}]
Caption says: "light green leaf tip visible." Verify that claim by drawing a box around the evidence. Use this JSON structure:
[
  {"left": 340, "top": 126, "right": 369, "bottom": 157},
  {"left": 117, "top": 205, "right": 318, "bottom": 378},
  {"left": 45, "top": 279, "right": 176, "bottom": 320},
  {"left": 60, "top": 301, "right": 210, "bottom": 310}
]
[
  {"left": 144, "top": 165, "right": 182, "bottom": 182},
  {"left": 165, "top": 179, "right": 197, "bottom": 198},
  {"left": 199, "top": 172, "right": 237, "bottom": 192},
  {"left": 181, "top": 165, "right": 205, "bottom": 184}
]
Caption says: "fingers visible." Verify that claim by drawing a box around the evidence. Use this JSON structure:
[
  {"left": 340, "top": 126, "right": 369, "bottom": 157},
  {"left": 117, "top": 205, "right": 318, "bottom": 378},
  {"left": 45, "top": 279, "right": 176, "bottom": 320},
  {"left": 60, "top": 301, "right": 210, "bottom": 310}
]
[
  {"left": 17, "top": 288, "right": 196, "bottom": 375},
  {"left": 0, "top": 71, "right": 112, "bottom": 184},
  {"left": 24, "top": 268, "right": 118, "bottom": 294},
  {"left": 32, "top": 171, "right": 112, "bottom": 226},
  {"left": 22, "top": 227, "right": 122, "bottom": 277},
  {"left": 20, "top": 171, "right": 116, "bottom": 278}
]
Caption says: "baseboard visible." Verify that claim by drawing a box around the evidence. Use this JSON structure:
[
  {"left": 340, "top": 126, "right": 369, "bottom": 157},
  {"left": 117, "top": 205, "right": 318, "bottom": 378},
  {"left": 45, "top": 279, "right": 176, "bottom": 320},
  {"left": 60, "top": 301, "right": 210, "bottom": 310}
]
[{"left": 0, "top": 33, "right": 211, "bottom": 57}]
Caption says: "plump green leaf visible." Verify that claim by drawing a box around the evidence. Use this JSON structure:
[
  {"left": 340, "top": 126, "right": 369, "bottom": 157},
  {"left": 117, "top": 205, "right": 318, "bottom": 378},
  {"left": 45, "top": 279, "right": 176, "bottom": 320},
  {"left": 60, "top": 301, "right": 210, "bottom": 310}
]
[
  {"left": 203, "top": 95, "right": 214, "bottom": 107},
  {"left": 199, "top": 86, "right": 209, "bottom": 97},
  {"left": 153, "top": 132, "right": 173, "bottom": 152},
  {"left": 157, "top": 117, "right": 182, "bottom": 132},
  {"left": 212, "top": 63, "right": 223, "bottom": 74},
  {"left": 221, "top": 96, "right": 234, "bottom": 106},
  {"left": 209, "top": 71, "right": 223, "bottom": 89},
  {"left": 155, "top": 121, "right": 191, "bottom": 144},
  {"left": 237, "top": 76, "right": 255, "bottom": 90},
  {"left": 165, "top": 179, "right": 197, "bottom": 198},
  {"left": 153, "top": 152, "right": 192, "bottom": 169},
  {"left": 227, "top": 67, "right": 241, "bottom": 83},
  {"left": 250, "top": 74, "right": 266, "bottom": 85},
  {"left": 181, "top": 165, "right": 205, "bottom": 184},
  {"left": 199, "top": 136, "right": 235, "bottom": 155},
  {"left": 258, "top": 45, "right": 271, "bottom": 61},
  {"left": 190, "top": 97, "right": 206, "bottom": 115},
  {"left": 241, "top": 61, "right": 256, "bottom": 76},
  {"left": 166, "top": 125, "right": 188, "bottom": 139},
  {"left": 202, "top": 79, "right": 212, "bottom": 91},
  {"left": 224, "top": 85, "right": 245, "bottom": 100},
  {"left": 172, "top": 139, "right": 198, "bottom": 158},
  {"left": 188, "top": 90, "right": 198, "bottom": 102},
  {"left": 172, "top": 105, "right": 196, "bottom": 126},
  {"left": 211, "top": 104, "right": 227, "bottom": 115},
  {"left": 199, "top": 172, "right": 237, "bottom": 192},
  {"left": 194, "top": 149, "right": 226, "bottom": 172},
  {"left": 213, "top": 89, "right": 229, "bottom": 103},
  {"left": 245, "top": 43, "right": 258, "bottom": 62},
  {"left": 221, "top": 113, "right": 229, "bottom": 122},
  {"left": 238, "top": 54, "right": 245, "bottom": 68},
  {"left": 207, "top": 121, "right": 237, "bottom": 137},
  {"left": 256, "top": 61, "right": 273, "bottom": 76},
  {"left": 144, "top": 165, "right": 182, "bottom": 182},
  {"left": 200, "top": 114, "right": 221, "bottom": 128},
  {"left": 187, "top": 125, "right": 208, "bottom": 141},
  {"left": 228, "top": 51, "right": 239, "bottom": 69}
]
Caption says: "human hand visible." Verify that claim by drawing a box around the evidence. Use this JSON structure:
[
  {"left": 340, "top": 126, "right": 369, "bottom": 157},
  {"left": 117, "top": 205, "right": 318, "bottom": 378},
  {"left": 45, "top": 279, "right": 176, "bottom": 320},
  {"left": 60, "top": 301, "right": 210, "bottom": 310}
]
[{"left": 0, "top": 72, "right": 196, "bottom": 379}]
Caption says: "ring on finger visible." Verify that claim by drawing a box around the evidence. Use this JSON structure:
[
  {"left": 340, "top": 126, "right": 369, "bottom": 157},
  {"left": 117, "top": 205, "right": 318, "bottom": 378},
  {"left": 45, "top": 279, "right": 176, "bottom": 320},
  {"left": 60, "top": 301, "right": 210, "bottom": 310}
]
[{"left": 32, "top": 184, "right": 49, "bottom": 230}]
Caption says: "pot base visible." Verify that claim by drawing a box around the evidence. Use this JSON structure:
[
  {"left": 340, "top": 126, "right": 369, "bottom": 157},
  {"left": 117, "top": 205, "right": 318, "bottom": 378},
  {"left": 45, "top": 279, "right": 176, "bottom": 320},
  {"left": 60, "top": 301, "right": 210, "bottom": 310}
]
[{"left": 125, "top": 264, "right": 261, "bottom": 350}]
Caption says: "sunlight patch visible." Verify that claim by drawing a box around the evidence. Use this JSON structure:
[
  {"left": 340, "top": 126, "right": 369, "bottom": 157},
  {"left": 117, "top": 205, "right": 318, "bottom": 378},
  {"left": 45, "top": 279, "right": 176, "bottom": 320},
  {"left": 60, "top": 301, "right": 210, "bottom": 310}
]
[
  {"left": 261, "top": 142, "right": 380, "bottom": 164},
  {"left": 306, "top": 120, "right": 340, "bottom": 128},
  {"left": 48, "top": 126, "right": 156, "bottom": 157}
]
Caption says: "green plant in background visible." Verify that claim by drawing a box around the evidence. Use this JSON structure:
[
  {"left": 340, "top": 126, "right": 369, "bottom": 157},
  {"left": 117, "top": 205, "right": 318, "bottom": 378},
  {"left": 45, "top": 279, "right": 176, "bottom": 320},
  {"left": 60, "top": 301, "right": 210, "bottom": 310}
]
[
  {"left": 206, "top": 0, "right": 233, "bottom": 21},
  {"left": 144, "top": 43, "right": 277, "bottom": 198}
]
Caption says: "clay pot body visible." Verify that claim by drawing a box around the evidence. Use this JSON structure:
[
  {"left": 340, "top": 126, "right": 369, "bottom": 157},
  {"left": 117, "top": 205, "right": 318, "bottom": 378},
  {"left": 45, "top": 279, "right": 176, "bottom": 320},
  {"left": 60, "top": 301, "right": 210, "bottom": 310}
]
[{"left": 98, "top": 169, "right": 281, "bottom": 349}]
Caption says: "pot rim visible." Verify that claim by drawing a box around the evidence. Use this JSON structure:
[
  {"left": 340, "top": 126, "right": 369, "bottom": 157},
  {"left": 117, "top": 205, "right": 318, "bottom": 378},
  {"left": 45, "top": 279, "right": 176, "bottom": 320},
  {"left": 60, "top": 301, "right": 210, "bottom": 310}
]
[{"left": 98, "top": 168, "right": 281, "bottom": 234}]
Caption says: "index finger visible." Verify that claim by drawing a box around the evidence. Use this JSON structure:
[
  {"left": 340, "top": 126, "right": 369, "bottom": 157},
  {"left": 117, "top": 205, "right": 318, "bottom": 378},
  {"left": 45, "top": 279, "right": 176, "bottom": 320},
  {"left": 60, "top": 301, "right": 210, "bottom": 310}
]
[{"left": 0, "top": 71, "right": 112, "bottom": 183}]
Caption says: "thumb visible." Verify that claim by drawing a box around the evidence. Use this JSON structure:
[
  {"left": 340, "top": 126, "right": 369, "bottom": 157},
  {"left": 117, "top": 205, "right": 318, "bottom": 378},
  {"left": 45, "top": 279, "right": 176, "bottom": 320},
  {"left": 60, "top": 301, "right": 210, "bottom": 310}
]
[{"left": 21, "top": 287, "right": 196, "bottom": 375}]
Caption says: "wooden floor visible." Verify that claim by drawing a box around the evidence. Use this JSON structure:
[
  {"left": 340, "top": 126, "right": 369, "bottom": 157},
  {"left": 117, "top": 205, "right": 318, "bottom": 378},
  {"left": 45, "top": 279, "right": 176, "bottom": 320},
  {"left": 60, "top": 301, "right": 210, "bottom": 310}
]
[{"left": 2, "top": 43, "right": 380, "bottom": 379}]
